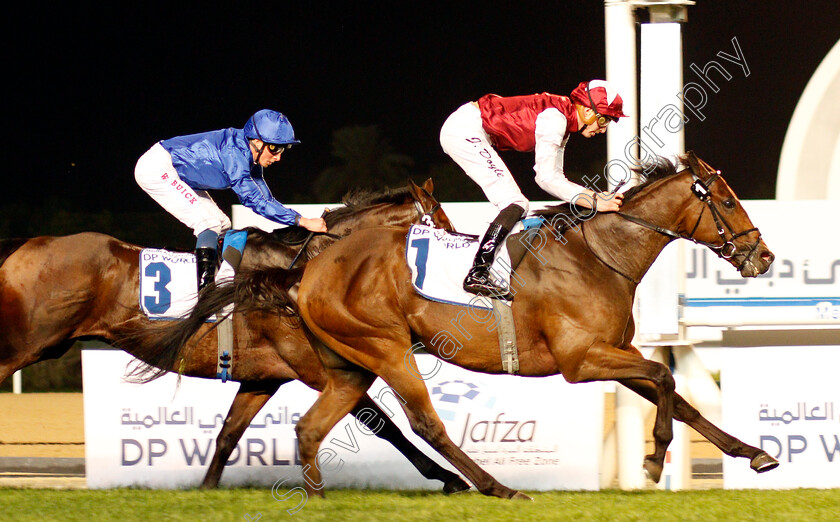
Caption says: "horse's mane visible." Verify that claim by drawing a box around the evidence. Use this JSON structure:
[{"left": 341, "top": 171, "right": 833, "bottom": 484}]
[
  {"left": 621, "top": 155, "right": 681, "bottom": 201},
  {"left": 328, "top": 185, "right": 413, "bottom": 225},
  {"left": 532, "top": 155, "right": 684, "bottom": 230},
  {"left": 249, "top": 185, "right": 413, "bottom": 245}
]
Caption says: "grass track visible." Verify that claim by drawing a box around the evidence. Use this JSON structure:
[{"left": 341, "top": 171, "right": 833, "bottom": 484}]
[{"left": 0, "top": 488, "right": 838, "bottom": 521}]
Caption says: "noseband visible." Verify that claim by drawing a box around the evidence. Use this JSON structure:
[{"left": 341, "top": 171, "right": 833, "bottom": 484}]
[{"left": 616, "top": 166, "right": 762, "bottom": 273}]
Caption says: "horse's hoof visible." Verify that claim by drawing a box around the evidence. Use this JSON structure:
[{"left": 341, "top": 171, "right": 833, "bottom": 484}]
[
  {"left": 643, "top": 457, "right": 663, "bottom": 483},
  {"left": 510, "top": 491, "right": 533, "bottom": 501},
  {"left": 750, "top": 452, "right": 780, "bottom": 473},
  {"left": 443, "top": 476, "right": 471, "bottom": 495}
]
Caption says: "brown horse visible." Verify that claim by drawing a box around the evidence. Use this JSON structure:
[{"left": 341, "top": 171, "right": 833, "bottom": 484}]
[
  {"left": 0, "top": 179, "right": 469, "bottom": 492},
  {"left": 292, "top": 152, "right": 779, "bottom": 499}
]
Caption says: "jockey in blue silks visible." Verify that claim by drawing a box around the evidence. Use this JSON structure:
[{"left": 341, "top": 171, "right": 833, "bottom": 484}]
[{"left": 135, "top": 109, "right": 327, "bottom": 290}]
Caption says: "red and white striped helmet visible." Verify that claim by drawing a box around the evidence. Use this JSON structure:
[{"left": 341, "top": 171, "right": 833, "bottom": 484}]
[{"left": 569, "top": 80, "right": 627, "bottom": 120}]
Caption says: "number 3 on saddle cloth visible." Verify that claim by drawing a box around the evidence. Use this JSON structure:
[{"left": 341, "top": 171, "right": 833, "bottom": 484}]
[
  {"left": 139, "top": 231, "right": 247, "bottom": 320},
  {"left": 405, "top": 224, "right": 520, "bottom": 310}
]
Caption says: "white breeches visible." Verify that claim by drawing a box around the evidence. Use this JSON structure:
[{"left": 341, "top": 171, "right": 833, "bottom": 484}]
[
  {"left": 134, "top": 143, "right": 232, "bottom": 236},
  {"left": 439, "top": 103, "right": 530, "bottom": 215}
]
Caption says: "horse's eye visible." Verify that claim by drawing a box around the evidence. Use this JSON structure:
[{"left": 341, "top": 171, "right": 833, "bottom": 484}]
[{"left": 722, "top": 198, "right": 736, "bottom": 209}]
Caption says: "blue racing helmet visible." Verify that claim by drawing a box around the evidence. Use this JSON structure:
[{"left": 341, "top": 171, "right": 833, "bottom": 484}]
[{"left": 243, "top": 109, "right": 301, "bottom": 146}]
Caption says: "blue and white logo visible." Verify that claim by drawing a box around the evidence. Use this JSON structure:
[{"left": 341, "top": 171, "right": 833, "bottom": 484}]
[{"left": 430, "top": 379, "right": 496, "bottom": 421}]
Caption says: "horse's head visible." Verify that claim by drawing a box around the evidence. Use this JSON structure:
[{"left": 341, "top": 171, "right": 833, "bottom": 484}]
[
  {"left": 407, "top": 178, "right": 455, "bottom": 232},
  {"left": 680, "top": 151, "right": 774, "bottom": 277}
]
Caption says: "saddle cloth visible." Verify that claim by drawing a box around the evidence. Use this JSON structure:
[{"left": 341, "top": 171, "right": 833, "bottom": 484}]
[
  {"left": 405, "top": 224, "right": 514, "bottom": 310},
  {"left": 139, "top": 231, "right": 247, "bottom": 320}
]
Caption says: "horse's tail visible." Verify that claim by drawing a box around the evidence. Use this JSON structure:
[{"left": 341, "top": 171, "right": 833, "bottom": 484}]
[
  {"left": 121, "top": 266, "right": 304, "bottom": 383},
  {"left": 0, "top": 238, "right": 29, "bottom": 270}
]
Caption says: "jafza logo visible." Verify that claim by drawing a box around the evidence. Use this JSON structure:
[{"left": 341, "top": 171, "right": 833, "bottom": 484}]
[{"left": 430, "top": 379, "right": 536, "bottom": 448}]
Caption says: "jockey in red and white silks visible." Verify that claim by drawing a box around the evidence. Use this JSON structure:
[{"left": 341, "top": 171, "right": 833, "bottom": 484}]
[{"left": 440, "top": 80, "right": 628, "bottom": 300}]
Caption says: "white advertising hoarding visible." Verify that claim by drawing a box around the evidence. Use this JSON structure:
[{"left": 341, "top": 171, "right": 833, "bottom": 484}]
[
  {"left": 721, "top": 346, "right": 840, "bottom": 489},
  {"left": 83, "top": 350, "right": 603, "bottom": 490},
  {"left": 681, "top": 200, "right": 840, "bottom": 326}
]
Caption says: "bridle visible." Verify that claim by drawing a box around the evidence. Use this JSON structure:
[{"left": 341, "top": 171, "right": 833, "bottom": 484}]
[
  {"left": 413, "top": 186, "right": 444, "bottom": 227},
  {"left": 614, "top": 159, "right": 762, "bottom": 273}
]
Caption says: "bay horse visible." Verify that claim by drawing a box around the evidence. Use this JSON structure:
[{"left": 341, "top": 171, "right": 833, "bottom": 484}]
[
  {"left": 0, "top": 179, "right": 469, "bottom": 493},
  {"left": 292, "top": 152, "right": 779, "bottom": 499}
]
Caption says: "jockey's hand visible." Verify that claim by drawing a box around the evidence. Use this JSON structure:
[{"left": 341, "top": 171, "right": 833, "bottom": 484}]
[
  {"left": 594, "top": 191, "right": 623, "bottom": 212},
  {"left": 299, "top": 217, "right": 328, "bottom": 233}
]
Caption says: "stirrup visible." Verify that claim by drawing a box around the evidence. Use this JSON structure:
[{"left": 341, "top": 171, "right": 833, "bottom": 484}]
[
  {"left": 463, "top": 271, "right": 514, "bottom": 301},
  {"left": 195, "top": 248, "right": 218, "bottom": 292}
]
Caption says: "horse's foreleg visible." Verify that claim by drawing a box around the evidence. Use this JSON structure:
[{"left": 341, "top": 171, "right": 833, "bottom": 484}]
[
  {"left": 562, "top": 342, "right": 675, "bottom": 483},
  {"left": 375, "top": 363, "right": 528, "bottom": 500},
  {"left": 618, "top": 379, "right": 779, "bottom": 473},
  {"left": 295, "top": 368, "right": 378, "bottom": 499},
  {"left": 350, "top": 395, "right": 469, "bottom": 494},
  {"left": 200, "top": 380, "right": 286, "bottom": 489}
]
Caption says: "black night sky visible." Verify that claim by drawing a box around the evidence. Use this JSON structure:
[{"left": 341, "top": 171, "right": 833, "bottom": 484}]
[{"left": 4, "top": 2, "right": 839, "bottom": 229}]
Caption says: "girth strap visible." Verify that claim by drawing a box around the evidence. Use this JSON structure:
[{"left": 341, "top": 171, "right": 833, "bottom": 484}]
[
  {"left": 493, "top": 301, "right": 520, "bottom": 374},
  {"left": 215, "top": 230, "right": 247, "bottom": 382}
]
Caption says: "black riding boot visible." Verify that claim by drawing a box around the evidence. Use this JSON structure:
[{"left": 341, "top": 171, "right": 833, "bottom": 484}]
[
  {"left": 195, "top": 247, "right": 218, "bottom": 292},
  {"left": 463, "top": 204, "right": 525, "bottom": 301}
]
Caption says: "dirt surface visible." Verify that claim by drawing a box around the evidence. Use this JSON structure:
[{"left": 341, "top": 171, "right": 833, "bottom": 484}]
[{"left": 0, "top": 393, "right": 84, "bottom": 458}]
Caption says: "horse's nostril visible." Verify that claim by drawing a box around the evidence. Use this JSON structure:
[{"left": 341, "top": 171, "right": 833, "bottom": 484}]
[{"left": 761, "top": 251, "right": 775, "bottom": 263}]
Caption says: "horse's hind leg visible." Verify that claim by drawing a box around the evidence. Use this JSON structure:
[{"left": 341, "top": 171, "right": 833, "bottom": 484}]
[
  {"left": 350, "top": 395, "right": 470, "bottom": 494},
  {"left": 295, "top": 367, "right": 378, "bottom": 499},
  {"left": 200, "top": 380, "right": 286, "bottom": 489},
  {"left": 619, "top": 379, "right": 779, "bottom": 473},
  {"left": 0, "top": 339, "right": 76, "bottom": 386}
]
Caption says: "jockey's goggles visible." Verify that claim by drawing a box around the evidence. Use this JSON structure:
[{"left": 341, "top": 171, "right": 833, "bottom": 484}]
[
  {"left": 266, "top": 142, "right": 292, "bottom": 155},
  {"left": 586, "top": 83, "right": 616, "bottom": 128}
]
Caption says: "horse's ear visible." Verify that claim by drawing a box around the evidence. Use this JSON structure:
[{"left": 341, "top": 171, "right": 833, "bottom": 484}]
[
  {"left": 685, "top": 151, "right": 702, "bottom": 175},
  {"left": 407, "top": 178, "right": 421, "bottom": 197},
  {"left": 422, "top": 177, "right": 434, "bottom": 195}
]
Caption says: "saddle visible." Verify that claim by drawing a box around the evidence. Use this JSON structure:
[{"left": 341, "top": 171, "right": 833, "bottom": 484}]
[{"left": 139, "top": 230, "right": 247, "bottom": 321}]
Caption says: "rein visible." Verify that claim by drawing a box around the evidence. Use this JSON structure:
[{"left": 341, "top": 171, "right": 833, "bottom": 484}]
[
  {"left": 581, "top": 223, "right": 642, "bottom": 284},
  {"left": 614, "top": 166, "right": 762, "bottom": 273},
  {"left": 288, "top": 209, "right": 341, "bottom": 269},
  {"left": 289, "top": 187, "right": 444, "bottom": 269},
  {"left": 579, "top": 162, "right": 762, "bottom": 282}
]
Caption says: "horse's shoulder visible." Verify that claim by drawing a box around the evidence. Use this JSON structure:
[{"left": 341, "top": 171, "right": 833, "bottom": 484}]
[{"left": 360, "top": 225, "right": 411, "bottom": 241}]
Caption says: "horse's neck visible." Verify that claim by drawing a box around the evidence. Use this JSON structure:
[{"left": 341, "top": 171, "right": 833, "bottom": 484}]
[
  {"left": 330, "top": 202, "right": 415, "bottom": 235},
  {"left": 584, "top": 214, "right": 672, "bottom": 283},
  {"left": 242, "top": 232, "right": 295, "bottom": 268},
  {"left": 302, "top": 202, "right": 416, "bottom": 260},
  {"left": 582, "top": 180, "right": 693, "bottom": 283}
]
